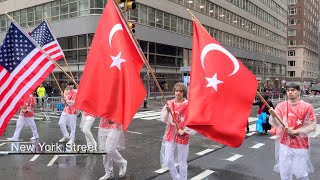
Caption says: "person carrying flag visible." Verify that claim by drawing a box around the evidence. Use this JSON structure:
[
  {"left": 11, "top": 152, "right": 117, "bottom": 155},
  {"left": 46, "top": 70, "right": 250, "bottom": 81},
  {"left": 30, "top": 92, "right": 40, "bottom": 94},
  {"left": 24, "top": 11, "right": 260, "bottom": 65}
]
[
  {"left": 269, "top": 83, "right": 316, "bottom": 180},
  {"left": 7, "top": 94, "right": 39, "bottom": 141},
  {"left": 160, "top": 82, "right": 195, "bottom": 180},
  {"left": 58, "top": 81, "right": 78, "bottom": 144},
  {"left": 79, "top": 112, "right": 97, "bottom": 150},
  {"left": 98, "top": 118, "right": 127, "bottom": 180}
]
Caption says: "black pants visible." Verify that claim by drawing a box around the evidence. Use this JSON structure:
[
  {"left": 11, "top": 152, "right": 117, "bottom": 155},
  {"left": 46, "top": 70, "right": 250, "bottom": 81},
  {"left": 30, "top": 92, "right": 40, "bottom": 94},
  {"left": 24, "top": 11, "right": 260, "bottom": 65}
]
[{"left": 262, "top": 118, "right": 271, "bottom": 132}]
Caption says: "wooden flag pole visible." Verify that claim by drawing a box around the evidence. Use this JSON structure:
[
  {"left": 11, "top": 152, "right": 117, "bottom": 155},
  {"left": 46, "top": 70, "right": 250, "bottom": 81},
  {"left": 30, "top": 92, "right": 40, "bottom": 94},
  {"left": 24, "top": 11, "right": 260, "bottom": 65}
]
[
  {"left": 187, "top": 9, "right": 286, "bottom": 128},
  {"left": 52, "top": 73, "right": 63, "bottom": 94},
  {"left": 44, "top": 13, "right": 77, "bottom": 86},
  {"left": 113, "top": 0, "right": 181, "bottom": 130},
  {"left": 256, "top": 91, "right": 286, "bottom": 127}
]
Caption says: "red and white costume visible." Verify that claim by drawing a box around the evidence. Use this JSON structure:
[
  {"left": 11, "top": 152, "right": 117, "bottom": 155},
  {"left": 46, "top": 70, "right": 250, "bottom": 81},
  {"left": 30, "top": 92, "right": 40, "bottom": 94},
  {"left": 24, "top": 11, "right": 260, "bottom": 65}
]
[
  {"left": 270, "top": 100, "right": 316, "bottom": 180},
  {"left": 160, "top": 98, "right": 195, "bottom": 180},
  {"left": 58, "top": 89, "right": 78, "bottom": 141},
  {"left": 9, "top": 94, "right": 39, "bottom": 141},
  {"left": 80, "top": 112, "right": 97, "bottom": 148},
  {"left": 79, "top": 111, "right": 97, "bottom": 147},
  {"left": 98, "top": 118, "right": 126, "bottom": 178}
]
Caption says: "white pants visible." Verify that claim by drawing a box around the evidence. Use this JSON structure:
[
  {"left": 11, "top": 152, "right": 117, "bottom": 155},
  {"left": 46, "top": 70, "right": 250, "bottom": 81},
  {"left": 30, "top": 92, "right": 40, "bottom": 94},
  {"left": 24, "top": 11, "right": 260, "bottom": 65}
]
[
  {"left": 164, "top": 141, "right": 189, "bottom": 180},
  {"left": 279, "top": 144, "right": 309, "bottom": 180},
  {"left": 98, "top": 128, "right": 126, "bottom": 174},
  {"left": 12, "top": 116, "right": 39, "bottom": 140},
  {"left": 81, "top": 115, "right": 97, "bottom": 146},
  {"left": 58, "top": 112, "right": 77, "bottom": 140}
]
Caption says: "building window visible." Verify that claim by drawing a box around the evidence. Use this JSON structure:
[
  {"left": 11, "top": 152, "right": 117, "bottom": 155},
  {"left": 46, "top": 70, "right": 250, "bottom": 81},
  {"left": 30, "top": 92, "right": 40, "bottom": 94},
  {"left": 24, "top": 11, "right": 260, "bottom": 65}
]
[
  {"left": 288, "top": 50, "right": 296, "bottom": 56},
  {"left": 289, "top": 0, "right": 297, "bottom": 4},
  {"left": 288, "top": 19, "right": 296, "bottom": 25},
  {"left": 288, "top": 8, "right": 297, "bottom": 15},
  {"left": 288, "top": 71, "right": 295, "bottom": 77},
  {"left": 288, "top": 40, "right": 296, "bottom": 46},
  {"left": 288, "top": 29, "right": 296, "bottom": 36},
  {"left": 288, "top": 61, "right": 296, "bottom": 66}
]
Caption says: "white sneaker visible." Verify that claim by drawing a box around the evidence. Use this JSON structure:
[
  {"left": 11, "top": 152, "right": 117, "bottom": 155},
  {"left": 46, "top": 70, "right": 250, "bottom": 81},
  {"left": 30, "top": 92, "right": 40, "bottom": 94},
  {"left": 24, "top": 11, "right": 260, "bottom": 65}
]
[
  {"left": 30, "top": 137, "right": 38, "bottom": 140},
  {"left": 119, "top": 160, "right": 127, "bottom": 177},
  {"left": 99, "top": 173, "right": 114, "bottom": 180},
  {"left": 59, "top": 137, "right": 69, "bottom": 143},
  {"left": 7, "top": 137, "right": 18, "bottom": 141}
]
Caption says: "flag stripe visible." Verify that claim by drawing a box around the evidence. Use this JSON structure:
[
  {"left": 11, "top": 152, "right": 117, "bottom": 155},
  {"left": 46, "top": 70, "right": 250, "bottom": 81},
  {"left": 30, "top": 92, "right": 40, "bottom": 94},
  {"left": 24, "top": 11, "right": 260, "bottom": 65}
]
[
  {"left": 0, "top": 49, "right": 39, "bottom": 95},
  {"left": 0, "top": 68, "right": 9, "bottom": 84},
  {"left": 0, "top": 57, "right": 51, "bottom": 115},
  {"left": 0, "top": 51, "right": 51, "bottom": 112},
  {"left": 0, "top": 60, "right": 54, "bottom": 129},
  {"left": 0, "top": 66, "right": 5, "bottom": 80},
  {"left": 43, "top": 42, "right": 63, "bottom": 61}
]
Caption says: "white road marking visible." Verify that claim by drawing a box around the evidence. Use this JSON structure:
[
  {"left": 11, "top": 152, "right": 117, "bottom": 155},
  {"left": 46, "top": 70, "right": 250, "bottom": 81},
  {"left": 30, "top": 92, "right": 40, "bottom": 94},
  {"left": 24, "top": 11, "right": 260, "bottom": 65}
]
[
  {"left": 196, "top": 149, "right": 214, "bottom": 156},
  {"left": 47, "top": 155, "right": 59, "bottom": 166},
  {"left": 140, "top": 116, "right": 160, "bottom": 120},
  {"left": 225, "top": 154, "right": 243, "bottom": 161},
  {"left": 251, "top": 143, "right": 265, "bottom": 149},
  {"left": 134, "top": 113, "right": 161, "bottom": 118},
  {"left": 30, "top": 154, "right": 40, "bottom": 161},
  {"left": 248, "top": 124, "right": 257, "bottom": 132},
  {"left": 154, "top": 167, "right": 169, "bottom": 174},
  {"left": 211, "top": 144, "right": 222, "bottom": 148},
  {"left": 248, "top": 117, "right": 257, "bottom": 122},
  {"left": 269, "top": 135, "right": 277, "bottom": 139},
  {"left": 0, "top": 139, "right": 24, "bottom": 142},
  {"left": 0, "top": 143, "right": 6, "bottom": 147},
  {"left": 127, "top": 131, "right": 142, "bottom": 135},
  {"left": 246, "top": 132, "right": 256, "bottom": 136},
  {"left": 191, "top": 170, "right": 215, "bottom": 180}
]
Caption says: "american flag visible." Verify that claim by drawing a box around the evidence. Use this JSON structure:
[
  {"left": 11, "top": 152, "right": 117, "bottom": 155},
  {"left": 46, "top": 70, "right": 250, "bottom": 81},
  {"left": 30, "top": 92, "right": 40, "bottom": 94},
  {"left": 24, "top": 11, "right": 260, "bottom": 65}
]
[
  {"left": 0, "top": 21, "right": 54, "bottom": 136},
  {"left": 30, "top": 20, "right": 64, "bottom": 61}
]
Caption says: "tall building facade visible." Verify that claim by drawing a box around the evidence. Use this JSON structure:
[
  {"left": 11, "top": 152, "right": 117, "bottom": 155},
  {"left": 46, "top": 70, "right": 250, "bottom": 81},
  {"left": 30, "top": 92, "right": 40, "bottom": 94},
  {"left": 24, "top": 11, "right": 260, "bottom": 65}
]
[
  {"left": 0, "top": 0, "right": 287, "bottom": 95},
  {"left": 287, "top": 0, "right": 319, "bottom": 87}
]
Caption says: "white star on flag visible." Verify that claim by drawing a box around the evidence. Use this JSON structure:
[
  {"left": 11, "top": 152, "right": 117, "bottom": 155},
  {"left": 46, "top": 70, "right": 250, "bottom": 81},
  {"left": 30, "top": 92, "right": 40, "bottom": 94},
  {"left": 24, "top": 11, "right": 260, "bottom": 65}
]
[
  {"left": 206, "top": 73, "right": 223, "bottom": 91},
  {"left": 110, "top": 52, "right": 126, "bottom": 70},
  {"left": 297, "top": 119, "right": 302, "bottom": 125}
]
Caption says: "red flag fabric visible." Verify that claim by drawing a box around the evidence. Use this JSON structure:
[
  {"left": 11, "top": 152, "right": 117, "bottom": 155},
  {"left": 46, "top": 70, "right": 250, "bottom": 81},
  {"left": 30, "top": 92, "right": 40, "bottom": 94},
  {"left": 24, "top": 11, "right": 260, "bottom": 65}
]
[
  {"left": 186, "top": 20, "right": 258, "bottom": 147},
  {"left": 75, "top": 0, "right": 146, "bottom": 130}
]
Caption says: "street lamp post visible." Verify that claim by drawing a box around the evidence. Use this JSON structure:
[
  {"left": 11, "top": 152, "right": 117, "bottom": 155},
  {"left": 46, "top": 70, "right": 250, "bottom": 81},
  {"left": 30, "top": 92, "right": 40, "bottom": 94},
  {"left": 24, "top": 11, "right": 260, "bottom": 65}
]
[{"left": 301, "top": 70, "right": 304, "bottom": 90}]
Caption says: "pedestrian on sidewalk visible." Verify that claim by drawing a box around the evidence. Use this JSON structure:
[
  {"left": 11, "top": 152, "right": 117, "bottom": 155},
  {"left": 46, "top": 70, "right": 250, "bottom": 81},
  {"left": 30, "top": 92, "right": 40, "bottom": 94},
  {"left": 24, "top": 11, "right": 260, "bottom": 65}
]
[
  {"left": 269, "top": 83, "right": 316, "bottom": 180},
  {"left": 253, "top": 95, "right": 274, "bottom": 133},
  {"left": 36, "top": 83, "right": 46, "bottom": 108},
  {"left": 79, "top": 112, "right": 97, "bottom": 150},
  {"left": 160, "top": 82, "right": 195, "bottom": 180},
  {"left": 7, "top": 94, "right": 39, "bottom": 141},
  {"left": 98, "top": 118, "right": 127, "bottom": 180},
  {"left": 58, "top": 81, "right": 78, "bottom": 144}
]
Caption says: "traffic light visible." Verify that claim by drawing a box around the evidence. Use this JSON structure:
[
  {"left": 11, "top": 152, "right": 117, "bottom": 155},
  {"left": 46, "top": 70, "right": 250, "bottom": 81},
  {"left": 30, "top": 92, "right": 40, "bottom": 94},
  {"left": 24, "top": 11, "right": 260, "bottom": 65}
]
[
  {"left": 125, "top": 0, "right": 136, "bottom": 11},
  {"left": 128, "top": 22, "right": 135, "bottom": 33}
]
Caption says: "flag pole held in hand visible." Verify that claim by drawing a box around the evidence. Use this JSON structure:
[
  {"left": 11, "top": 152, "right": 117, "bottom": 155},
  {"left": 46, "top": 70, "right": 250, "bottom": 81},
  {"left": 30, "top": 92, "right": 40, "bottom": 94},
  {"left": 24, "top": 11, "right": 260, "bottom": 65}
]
[
  {"left": 256, "top": 91, "right": 286, "bottom": 127},
  {"left": 113, "top": 0, "right": 181, "bottom": 130}
]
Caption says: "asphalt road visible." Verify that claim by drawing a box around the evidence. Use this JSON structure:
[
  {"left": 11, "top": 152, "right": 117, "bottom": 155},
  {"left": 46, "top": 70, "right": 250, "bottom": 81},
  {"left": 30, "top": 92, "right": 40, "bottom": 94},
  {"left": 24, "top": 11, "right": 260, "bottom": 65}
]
[{"left": 0, "top": 95, "right": 319, "bottom": 180}]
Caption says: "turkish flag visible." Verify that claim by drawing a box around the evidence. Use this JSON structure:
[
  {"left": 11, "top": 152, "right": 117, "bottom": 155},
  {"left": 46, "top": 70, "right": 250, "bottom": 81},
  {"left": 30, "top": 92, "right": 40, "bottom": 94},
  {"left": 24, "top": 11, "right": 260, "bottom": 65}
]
[
  {"left": 75, "top": 0, "right": 146, "bottom": 130},
  {"left": 186, "top": 20, "right": 257, "bottom": 147}
]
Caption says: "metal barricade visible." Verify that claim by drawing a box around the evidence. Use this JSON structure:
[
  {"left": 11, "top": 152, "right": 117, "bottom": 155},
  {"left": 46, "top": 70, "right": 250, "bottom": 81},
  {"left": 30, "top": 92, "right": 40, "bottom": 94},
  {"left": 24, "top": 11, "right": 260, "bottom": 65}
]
[{"left": 34, "top": 97, "right": 64, "bottom": 121}]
